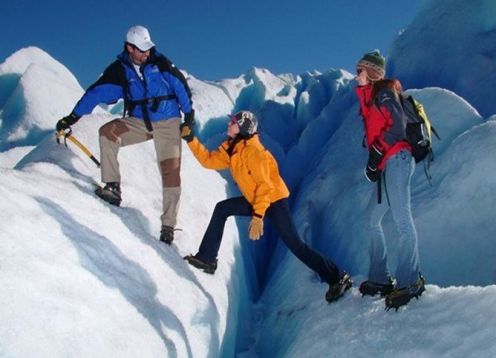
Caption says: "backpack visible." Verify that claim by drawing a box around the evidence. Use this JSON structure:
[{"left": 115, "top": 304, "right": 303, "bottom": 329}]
[{"left": 400, "top": 94, "right": 440, "bottom": 164}]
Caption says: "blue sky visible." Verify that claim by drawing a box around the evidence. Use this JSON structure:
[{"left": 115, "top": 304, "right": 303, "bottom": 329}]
[{"left": 2, "top": 0, "right": 420, "bottom": 87}]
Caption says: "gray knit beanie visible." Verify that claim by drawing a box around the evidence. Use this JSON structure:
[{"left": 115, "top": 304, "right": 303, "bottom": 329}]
[{"left": 357, "top": 50, "right": 386, "bottom": 81}]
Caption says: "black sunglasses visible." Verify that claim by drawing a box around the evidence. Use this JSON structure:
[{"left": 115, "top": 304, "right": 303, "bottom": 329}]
[{"left": 356, "top": 68, "right": 364, "bottom": 75}]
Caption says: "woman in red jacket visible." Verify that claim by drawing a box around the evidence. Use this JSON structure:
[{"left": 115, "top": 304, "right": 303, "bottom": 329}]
[
  {"left": 355, "top": 51, "right": 425, "bottom": 310},
  {"left": 180, "top": 111, "right": 351, "bottom": 303}
]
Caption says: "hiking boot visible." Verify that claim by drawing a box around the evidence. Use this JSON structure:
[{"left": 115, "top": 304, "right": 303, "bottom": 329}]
[
  {"left": 325, "top": 273, "right": 352, "bottom": 303},
  {"left": 95, "top": 182, "right": 121, "bottom": 206},
  {"left": 359, "top": 277, "right": 396, "bottom": 297},
  {"left": 184, "top": 254, "right": 217, "bottom": 274},
  {"left": 385, "top": 275, "right": 426, "bottom": 311},
  {"left": 159, "top": 225, "right": 174, "bottom": 245}
]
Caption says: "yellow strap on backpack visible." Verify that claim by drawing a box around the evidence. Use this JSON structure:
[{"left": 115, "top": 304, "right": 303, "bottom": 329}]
[{"left": 413, "top": 100, "right": 432, "bottom": 139}]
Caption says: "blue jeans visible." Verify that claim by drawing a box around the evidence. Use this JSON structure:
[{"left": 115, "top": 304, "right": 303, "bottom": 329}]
[
  {"left": 197, "top": 197, "right": 341, "bottom": 284},
  {"left": 366, "top": 150, "right": 420, "bottom": 288}
]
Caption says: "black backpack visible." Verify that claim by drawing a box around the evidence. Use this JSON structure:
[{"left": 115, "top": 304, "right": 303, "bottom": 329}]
[
  {"left": 373, "top": 89, "right": 441, "bottom": 203},
  {"left": 400, "top": 94, "right": 440, "bottom": 164}
]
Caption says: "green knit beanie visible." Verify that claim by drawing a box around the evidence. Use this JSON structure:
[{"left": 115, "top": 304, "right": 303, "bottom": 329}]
[{"left": 357, "top": 50, "right": 386, "bottom": 81}]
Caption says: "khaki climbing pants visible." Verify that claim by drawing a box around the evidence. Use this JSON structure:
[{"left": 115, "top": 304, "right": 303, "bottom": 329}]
[{"left": 99, "top": 116, "right": 181, "bottom": 227}]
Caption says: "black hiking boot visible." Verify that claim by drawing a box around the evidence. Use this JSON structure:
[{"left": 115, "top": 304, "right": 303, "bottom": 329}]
[
  {"left": 359, "top": 277, "right": 396, "bottom": 297},
  {"left": 95, "top": 182, "right": 121, "bottom": 206},
  {"left": 159, "top": 225, "right": 174, "bottom": 245},
  {"left": 385, "top": 275, "right": 426, "bottom": 311},
  {"left": 325, "top": 273, "right": 352, "bottom": 303},
  {"left": 184, "top": 254, "right": 217, "bottom": 274}
]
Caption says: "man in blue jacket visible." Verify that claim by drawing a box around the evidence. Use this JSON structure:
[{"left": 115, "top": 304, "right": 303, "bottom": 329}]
[{"left": 56, "top": 25, "right": 194, "bottom": 245}]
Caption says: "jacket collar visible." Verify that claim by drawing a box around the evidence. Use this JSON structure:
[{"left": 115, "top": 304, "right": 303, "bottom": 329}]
[
  {"left": 224, "top": 134, "right": 263, "bottom": 156},
  {"left": 117, "top": 50, "right": 133, "bottom": 67},
  {"left": 356, "top": 84, "right": 373, "bottom": 110},
  {"left": 233, "top": 135, "right": 263, "bottom": 149}
]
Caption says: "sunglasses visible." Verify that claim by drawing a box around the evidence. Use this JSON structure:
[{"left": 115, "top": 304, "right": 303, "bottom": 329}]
[{"left": 356, "top": 68, "right": 364, "bottom": 75}]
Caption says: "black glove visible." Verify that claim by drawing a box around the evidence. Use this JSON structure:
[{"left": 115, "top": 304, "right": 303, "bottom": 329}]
[
  {"left": 365, "top": 142, "right": 383, "bottom": 182},
  {"left": 180, "top": 122, "right": 195, "bottom": 142},
  {"left": 56, "top": 113, "right": 80, "bottom": 133},
  {"left": 184, "top": 110, "right": 195, "bottom": 127}
]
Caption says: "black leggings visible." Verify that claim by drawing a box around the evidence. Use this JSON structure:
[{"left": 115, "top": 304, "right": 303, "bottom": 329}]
[{"left": 197, "top": 197, "right": 341, "bottom": 284}]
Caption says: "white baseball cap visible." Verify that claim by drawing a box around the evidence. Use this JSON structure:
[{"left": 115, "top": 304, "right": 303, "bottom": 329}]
[{"left": 126, "top": 25, "right": 155, "bottom": 51}]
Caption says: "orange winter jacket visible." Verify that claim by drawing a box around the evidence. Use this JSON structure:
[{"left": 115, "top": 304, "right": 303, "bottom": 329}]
[{"left": 187, "top": 135, "right": 290, "bottom": 217}]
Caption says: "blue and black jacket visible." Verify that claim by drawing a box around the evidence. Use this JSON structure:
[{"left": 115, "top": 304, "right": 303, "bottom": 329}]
[{"left": 72, "top": 48, "right": 193, "bottom": 130}]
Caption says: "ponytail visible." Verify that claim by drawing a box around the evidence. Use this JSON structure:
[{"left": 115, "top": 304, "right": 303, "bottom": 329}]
[{"left": 368, "top": 79, "right": 403, "bottom": 107}]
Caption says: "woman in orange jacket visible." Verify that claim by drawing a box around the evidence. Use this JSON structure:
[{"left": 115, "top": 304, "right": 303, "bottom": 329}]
[{"left": 181, "top": 111, "right": 351, "bottom": 303}]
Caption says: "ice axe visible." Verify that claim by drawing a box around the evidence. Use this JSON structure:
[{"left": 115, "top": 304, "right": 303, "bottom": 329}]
[{"left": 56, "top": 129, "right": 101, "bottom": 168}]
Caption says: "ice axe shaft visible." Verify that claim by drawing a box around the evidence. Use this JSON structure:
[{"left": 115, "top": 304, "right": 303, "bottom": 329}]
[{"left": 56, "top": 130, "right": 101, "bottom": 168}]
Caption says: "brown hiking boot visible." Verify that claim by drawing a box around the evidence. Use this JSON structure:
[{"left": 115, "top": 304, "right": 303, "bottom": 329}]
[
  {"left": 385, "top": 275, "right": 426, "bottom": 311},
  {"left": 95, "top": 182, "right": 121, "bottom": 206},
  {"left": 359, "top": 277, "right": 396, "bottom": 297},
  {"left": 325, "top": 273, "right": 352, "bottom": 303},
  {"left": 159, "top": 225, "right": 174, "bottom": 245},
  {"left": 184, "top": 254, "right": 217, "bottom": 274}
]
